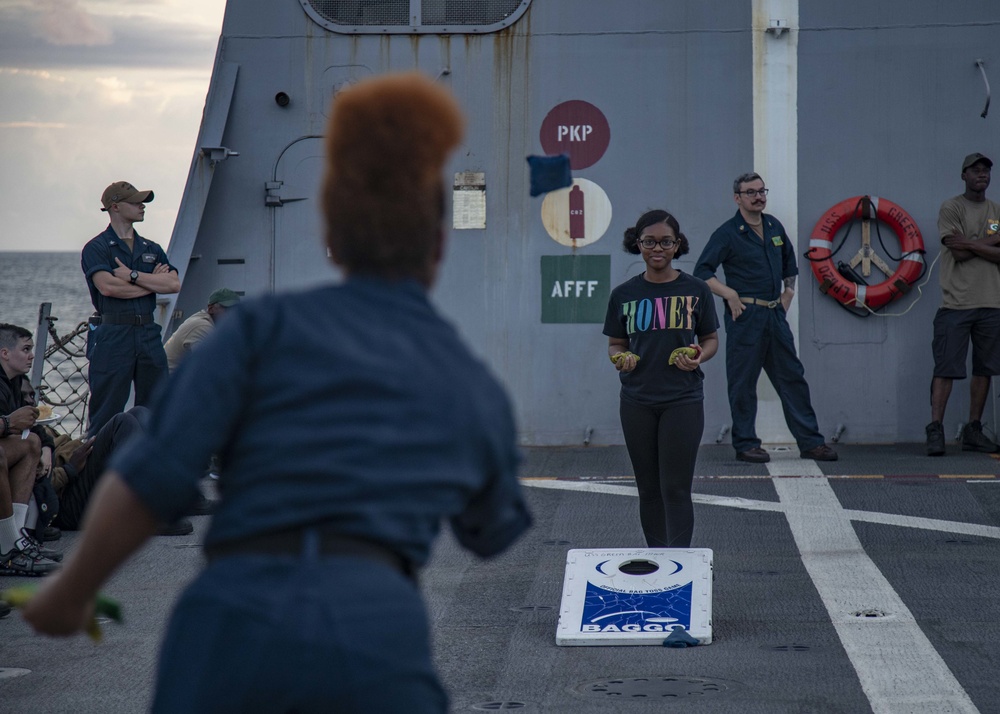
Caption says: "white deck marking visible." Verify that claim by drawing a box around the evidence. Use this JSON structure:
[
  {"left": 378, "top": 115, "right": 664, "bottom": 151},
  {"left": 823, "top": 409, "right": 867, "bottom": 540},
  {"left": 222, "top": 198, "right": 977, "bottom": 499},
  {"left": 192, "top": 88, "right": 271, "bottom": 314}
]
[
  {"left": 523, "top": 477, "right": 983, "bottom": 713},
  {"left": 775, "top": 478, "right": 978, "bottom": 714},
  {"left": 764, "top": 445, "right": 825, "bottom": 477}
]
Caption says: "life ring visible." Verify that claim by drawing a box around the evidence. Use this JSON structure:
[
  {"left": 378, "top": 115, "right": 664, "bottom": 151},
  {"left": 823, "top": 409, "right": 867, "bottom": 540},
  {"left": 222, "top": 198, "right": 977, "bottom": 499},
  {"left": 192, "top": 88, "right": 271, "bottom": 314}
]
[{"left": 807, "top": 196, "right": 925, "bottom": 310}]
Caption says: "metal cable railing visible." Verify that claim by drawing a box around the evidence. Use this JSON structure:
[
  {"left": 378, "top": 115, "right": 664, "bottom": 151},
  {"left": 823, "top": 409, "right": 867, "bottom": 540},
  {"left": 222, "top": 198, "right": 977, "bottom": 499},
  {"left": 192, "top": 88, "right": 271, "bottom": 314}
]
[{"left": 31, "top": 303, "right": 89, "bottom": 439}]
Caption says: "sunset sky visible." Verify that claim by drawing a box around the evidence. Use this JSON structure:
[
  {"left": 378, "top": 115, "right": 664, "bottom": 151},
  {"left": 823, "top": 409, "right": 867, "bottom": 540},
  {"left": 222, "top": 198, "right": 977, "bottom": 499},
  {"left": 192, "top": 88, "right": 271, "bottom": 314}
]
[{"left": 0, "top": 0, "right": 227, "bottom": 252}]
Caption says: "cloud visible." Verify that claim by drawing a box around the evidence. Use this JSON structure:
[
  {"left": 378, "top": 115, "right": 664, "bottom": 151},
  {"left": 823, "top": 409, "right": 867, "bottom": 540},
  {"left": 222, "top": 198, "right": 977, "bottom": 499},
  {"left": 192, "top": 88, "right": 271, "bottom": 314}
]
[
  {"left": 0, "top": 63, "right": 216, "bottom": 251},
  {"left": 36, "top": 0, "right": 113, "bottom": 47},
  {"left": 0, "top": 1, "right": 218, "bottom": 70},
  {"left": 0, "top": 122, "right": 69, "bottom": 129},
  {"left": 95, "top": 75, "right": 133, "bottom": 104}
]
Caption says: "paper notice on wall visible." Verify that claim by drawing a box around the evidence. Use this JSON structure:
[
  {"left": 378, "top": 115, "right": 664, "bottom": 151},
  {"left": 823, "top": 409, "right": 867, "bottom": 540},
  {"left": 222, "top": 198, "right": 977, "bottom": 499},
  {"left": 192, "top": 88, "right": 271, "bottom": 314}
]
[{"left": 453, "top": 172, "right": 486, "bottom": 229}]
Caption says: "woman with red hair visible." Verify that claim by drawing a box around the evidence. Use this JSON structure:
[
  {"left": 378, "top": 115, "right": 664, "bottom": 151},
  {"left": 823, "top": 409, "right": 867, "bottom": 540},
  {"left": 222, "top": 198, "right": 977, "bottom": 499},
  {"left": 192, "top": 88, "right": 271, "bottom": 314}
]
[{"left": 23, "top": 73, "right": 531, "bottom": 714}]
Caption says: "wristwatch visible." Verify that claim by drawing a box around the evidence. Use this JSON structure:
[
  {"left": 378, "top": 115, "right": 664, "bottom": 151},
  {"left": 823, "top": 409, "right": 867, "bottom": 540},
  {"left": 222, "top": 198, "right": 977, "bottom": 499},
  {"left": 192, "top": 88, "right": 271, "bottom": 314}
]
[{"left": 129, "top": 270, "right": 139, "bottom": 285}]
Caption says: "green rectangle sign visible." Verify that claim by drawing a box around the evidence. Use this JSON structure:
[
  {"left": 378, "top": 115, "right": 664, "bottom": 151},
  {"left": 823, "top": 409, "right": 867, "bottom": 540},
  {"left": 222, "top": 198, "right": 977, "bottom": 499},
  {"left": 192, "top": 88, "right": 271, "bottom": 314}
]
[{"left": 541, "top": 255, "right": 611, "bottom": 323}]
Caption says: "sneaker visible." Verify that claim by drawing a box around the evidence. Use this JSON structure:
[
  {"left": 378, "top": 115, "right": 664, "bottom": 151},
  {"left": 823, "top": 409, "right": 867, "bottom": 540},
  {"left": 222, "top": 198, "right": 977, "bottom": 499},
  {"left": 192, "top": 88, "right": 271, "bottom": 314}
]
[
  {"left": 800, "top": 444, "right": 838, "bottom": 461},
  {"left": 0, "top": 548, "right": 60, "bottom": 576},
  {"left": 18, "top": 529, "right": 63, "bottom": 563},
  {"left": 962, "top": 420, "right": 1000, "bottom": 453},
  {"left": 926, "top": 421, "right": 946, "bottom": 456},
  {"left": 40, "top": 525, "right": 61, "bottom": 542},
  {"left": 0, "top": 600, "right": 11, "bottom": 619},
  {"left": 156, "top": 518, "right": 194, "bottom": 536},
  {"left": 736, "top": 447, "right": 770, "bottom": 463}
]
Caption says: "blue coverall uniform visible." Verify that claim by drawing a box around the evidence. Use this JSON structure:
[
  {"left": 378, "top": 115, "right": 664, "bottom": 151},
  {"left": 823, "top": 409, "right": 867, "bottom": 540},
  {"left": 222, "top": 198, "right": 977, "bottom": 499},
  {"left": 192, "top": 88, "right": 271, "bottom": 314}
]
[
  {"left": 694, "top": 210, "right": 825, "bottom": 453},
  {"left": 81, "top": 226, "right": 175, "bottom": 436},
  {"left": 111, "top": 276, "right": 532, "bottom": 714}
]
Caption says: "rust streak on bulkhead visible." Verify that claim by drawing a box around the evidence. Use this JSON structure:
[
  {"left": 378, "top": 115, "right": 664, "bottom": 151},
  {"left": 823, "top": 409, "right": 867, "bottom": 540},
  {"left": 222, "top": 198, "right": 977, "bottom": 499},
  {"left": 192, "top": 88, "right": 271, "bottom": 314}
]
[
  {"left": 379, "top": 34, "right": 392, "bottom": 72},
  {"left": 488, "top": 8, "right": 532, "bottom": 377},
  {"left": 304, "top": 17, "right": 315, "bottom": 122},
  {"left": 409, "top": 32, "right": 420, "bottom": 66}
]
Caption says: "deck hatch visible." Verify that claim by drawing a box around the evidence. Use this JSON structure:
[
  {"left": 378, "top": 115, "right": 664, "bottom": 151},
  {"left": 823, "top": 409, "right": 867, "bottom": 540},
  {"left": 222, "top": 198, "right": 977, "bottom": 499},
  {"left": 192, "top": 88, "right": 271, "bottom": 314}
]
[{"left": 575, "top": 677, "right": 731, "bottom": 700}]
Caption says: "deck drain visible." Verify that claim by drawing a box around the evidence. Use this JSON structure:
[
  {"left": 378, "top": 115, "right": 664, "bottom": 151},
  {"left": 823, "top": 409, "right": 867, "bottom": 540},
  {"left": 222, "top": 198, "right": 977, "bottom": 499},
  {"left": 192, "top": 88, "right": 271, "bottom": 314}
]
[
  {"left": 943, "top": 538, "right": 981, "bottom": 545},
  {"left": 510, "top": 605, "right": 555, "bottom": 613},
  {"left": 766, "top": 644, "right": 812, "bottom": 652},
  {"left": 471, "top": 701, "right": 528, "bottom": 710},
  {"left": 853, "top": 608, "right": 891, "bottom": 619},
  {"left": 576, "top": 676, "right": 730, "bottom": 699},
  {"left": 542, "top": 539, "right": 571, "bottom": 546},
  {"left": 173, "top": 543, "right": 201, "bottom": 549},
  {"left": 0, "top": 668, "right": 31, "bottom": 680}
]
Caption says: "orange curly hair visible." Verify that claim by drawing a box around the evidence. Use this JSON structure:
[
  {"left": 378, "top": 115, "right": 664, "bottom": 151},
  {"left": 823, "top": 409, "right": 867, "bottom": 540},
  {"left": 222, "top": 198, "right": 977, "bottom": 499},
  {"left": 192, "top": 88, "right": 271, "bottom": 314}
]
[{"left": 322, "top": 72, "right": 465, "bottom": 285}]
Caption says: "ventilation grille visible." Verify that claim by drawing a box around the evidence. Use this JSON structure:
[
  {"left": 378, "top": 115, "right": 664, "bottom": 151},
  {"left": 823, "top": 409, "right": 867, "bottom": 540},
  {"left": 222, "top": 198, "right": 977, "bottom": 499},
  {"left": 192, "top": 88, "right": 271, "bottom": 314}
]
[
  {"left": 422, "top": 0, "right": 524, "bottom": 25},
  {"left": 307, "top": 0, "right": 409, "bottom": 26},
  {"left": 304, "top": 0, "right": 526, "bottom": 28}
]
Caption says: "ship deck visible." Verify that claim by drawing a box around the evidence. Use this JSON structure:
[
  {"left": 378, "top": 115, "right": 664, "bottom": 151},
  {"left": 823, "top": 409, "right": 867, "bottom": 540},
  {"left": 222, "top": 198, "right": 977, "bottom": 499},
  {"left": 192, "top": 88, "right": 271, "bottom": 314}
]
[{"left": 3, "top": 442, "right": 999, "bottom": 713}]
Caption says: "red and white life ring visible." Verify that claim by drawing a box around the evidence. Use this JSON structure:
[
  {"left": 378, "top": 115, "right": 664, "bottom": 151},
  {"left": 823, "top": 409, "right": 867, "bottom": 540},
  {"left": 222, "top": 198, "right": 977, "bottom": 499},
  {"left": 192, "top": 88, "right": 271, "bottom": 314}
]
[{"left": 807, "top": 196, "right": 925, "bottom": 311}]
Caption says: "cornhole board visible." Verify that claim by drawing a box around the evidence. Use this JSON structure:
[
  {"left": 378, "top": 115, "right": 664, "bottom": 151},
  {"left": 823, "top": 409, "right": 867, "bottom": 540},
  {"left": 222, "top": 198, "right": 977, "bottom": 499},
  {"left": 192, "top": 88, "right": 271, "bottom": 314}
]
[{"left": 556, "top": 548, "right": 713, "bottom": 646}]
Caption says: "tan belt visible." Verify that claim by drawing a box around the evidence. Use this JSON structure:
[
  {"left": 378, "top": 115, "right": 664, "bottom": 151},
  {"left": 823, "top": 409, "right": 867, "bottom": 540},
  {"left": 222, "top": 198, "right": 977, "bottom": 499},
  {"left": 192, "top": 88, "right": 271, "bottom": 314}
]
[{"left": 740, "top": 297, "right": 780, "bottom": 309}]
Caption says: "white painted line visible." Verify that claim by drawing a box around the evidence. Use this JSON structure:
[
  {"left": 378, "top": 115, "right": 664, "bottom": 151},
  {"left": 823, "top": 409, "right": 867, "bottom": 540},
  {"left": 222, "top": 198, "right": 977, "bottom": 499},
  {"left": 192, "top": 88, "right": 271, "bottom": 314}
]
[
  {"left": 526, "top": 478, "right": 987, "bottom": 711},
  {"left": 523, "top": 480, "right": 1000, "bottom": 538},
  {"left": 774, "top": 478, "right": 978, "bottom": 714},
  {"left": 765, "top": 445, "right": 825, "bottom": 477},
  {"left": 522, "top": 480, "right": 637, "bottom": 497},
  {"left": 844, "top": 509, "right": 1000, "bottom": 540}
]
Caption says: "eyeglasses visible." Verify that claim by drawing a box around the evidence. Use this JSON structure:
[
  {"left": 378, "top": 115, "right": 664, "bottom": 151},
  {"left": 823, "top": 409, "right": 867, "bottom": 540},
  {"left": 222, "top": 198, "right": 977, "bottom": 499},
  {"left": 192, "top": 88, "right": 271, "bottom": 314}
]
[
  {"left": 639, "top": 238, "right": 678, "bottom": 250},
  {"left": 738, "top": 188, "right": 769, "bottom": 197}
]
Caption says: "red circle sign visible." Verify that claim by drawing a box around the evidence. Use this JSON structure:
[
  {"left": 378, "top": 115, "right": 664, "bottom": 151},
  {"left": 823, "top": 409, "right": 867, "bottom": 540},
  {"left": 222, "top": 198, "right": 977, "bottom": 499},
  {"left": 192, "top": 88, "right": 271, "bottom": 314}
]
[{"left": 539, "top": 100, "right": 611, "bottom": 171}]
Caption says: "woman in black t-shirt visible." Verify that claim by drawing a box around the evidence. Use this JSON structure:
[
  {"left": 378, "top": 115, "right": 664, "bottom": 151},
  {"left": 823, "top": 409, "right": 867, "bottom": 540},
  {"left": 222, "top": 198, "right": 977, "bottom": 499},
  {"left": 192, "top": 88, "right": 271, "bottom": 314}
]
[{"left": 603, "top": 209, "right": 719, "bottom": 548}]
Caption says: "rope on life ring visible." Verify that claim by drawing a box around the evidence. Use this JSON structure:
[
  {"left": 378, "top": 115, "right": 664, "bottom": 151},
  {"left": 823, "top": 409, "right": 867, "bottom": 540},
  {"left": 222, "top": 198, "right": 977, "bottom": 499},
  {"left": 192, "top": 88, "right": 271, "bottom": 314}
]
[{"left": 806, "top": 196, "right": 925, "bottom": 312}]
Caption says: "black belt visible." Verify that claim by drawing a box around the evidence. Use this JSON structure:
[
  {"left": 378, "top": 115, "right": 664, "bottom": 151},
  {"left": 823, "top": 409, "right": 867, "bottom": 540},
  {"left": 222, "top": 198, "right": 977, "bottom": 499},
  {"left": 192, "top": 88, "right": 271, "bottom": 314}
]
[
  {"left": 89, "top": 313, "right": 154, "bottom": 326},
  {"left": 739, "top": 297, "right": 780, "bottom": 309},
  {"left": 204, "top": 526, "right": 416, "bottom": 581}
]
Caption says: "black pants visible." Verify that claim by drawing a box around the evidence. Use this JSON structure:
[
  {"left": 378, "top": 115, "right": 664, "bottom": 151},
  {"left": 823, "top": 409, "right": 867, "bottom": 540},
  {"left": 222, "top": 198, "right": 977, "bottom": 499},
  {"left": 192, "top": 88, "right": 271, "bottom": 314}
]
[
  {"left": 619, "top": 399, "right": 704, "bottom": 548},
  {"left": 59, "top": 406, "right": 149, "bottom": 529}
]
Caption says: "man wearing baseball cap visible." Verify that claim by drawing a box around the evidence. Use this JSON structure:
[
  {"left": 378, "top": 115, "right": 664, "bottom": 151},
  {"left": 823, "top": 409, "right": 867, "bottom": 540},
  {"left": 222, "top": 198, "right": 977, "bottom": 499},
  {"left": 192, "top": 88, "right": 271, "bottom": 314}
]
[
  {"left": 927, "top": 153, "right": 1000, "bottom": 455},
  {"left": 81, "top": 180, "right": 180, "bottom": 437},
  {"left": 164, "top": 288, "right": 241, "bottom": 372}
]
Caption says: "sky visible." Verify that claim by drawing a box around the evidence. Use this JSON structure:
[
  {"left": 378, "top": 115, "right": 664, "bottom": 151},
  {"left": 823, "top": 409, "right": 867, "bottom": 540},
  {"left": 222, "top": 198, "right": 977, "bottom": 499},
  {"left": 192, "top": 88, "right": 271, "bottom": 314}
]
[{"left": 0, "top": 0, "right": 227, "bottom": 252}]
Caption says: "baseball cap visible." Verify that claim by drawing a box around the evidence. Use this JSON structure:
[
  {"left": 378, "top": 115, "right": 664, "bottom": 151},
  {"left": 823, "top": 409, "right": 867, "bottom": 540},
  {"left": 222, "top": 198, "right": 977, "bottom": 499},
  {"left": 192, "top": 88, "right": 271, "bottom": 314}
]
[
  {"left": 208, "top": 288, "right": 241, "bottom": 307},
  {"left": 101, "top": 181, "right": 154, "bottom": 211},
  {"left": 962, "top": 153, "right": 993, "bottom": 172}
]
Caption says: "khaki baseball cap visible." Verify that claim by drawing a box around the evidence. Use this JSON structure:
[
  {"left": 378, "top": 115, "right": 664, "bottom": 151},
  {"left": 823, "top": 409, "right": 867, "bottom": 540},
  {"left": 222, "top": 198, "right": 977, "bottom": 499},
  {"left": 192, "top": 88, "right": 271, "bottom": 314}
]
[
  {"left": 962, "top": 153, "right": 993, "bottom": 172},
  {"left": 100, "top": 181, "right": 154, "bottom": 211}
]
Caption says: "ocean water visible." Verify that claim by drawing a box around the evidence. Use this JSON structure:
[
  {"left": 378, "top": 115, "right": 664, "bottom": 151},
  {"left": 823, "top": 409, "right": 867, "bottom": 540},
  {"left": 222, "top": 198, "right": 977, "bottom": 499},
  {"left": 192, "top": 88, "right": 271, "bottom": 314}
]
[
  {"left": 1, "top": 252, "right": 95, "bottom": 436},
  {"left": 0, "top": 252, "right": 94, "bottom": 331}
]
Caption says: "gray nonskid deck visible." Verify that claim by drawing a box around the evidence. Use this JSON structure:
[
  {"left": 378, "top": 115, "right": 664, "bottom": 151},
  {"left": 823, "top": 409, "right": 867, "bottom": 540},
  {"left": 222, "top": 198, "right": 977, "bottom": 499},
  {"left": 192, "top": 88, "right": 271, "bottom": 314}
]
[{"left": 1, "top": 444, "right": 999, "bottom": 712}]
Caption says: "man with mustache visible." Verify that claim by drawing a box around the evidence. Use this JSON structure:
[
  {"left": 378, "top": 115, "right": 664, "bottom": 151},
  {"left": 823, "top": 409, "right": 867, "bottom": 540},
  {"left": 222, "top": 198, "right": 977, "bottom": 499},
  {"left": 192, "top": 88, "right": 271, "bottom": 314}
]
[
  {"left": 694, "top": 172, "right": 836, "bottom": 464},
  {"left": 926, "top": 153, "right": 1000, "bottom": 456}
]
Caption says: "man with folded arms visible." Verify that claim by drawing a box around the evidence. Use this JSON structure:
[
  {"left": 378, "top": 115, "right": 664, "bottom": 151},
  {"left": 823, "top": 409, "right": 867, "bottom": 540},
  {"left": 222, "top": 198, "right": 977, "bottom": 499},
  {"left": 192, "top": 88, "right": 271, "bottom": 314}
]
[{"left": 82, "top": 181, "right": 180, "bottom": 436}]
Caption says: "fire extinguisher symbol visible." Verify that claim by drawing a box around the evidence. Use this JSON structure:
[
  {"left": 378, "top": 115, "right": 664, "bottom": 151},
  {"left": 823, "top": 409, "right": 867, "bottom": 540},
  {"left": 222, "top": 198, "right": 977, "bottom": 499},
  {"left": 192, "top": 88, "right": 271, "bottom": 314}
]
[{"left": 569, "top": 185, "right": 585, "bottom": 240}]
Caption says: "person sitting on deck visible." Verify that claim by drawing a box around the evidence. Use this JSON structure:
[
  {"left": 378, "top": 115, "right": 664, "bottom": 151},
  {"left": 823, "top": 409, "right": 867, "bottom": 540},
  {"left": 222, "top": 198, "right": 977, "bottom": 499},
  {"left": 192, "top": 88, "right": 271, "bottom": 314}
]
[
  {"left": 0, "top": 323, "right": 59, "bottom": 576},
  {"left": 164, "top": 287, "right": 241, "bottom": 373},
  {"left": 20, "top": 380, "right": 147, "bottom": 531}
]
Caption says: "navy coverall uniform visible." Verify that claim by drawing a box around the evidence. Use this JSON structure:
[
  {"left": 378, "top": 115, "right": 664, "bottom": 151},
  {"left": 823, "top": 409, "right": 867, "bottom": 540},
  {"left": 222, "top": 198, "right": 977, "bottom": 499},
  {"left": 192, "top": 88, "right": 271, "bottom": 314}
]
[
  {"left": 111, "top": 276, "right": 532, "bottom": 714},
  {"left": 694, "top": 210, "right": 825, "bottom": 454},
  {"left": 81, "top": 226, "right": 175, "bottom": 437}
]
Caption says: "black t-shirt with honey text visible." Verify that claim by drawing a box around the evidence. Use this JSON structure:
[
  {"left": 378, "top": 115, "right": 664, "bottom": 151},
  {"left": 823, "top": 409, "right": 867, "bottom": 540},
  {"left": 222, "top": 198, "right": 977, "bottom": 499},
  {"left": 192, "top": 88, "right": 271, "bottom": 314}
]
[{"left": 603, "top": 271, "right": 719, "bottom": 406}]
